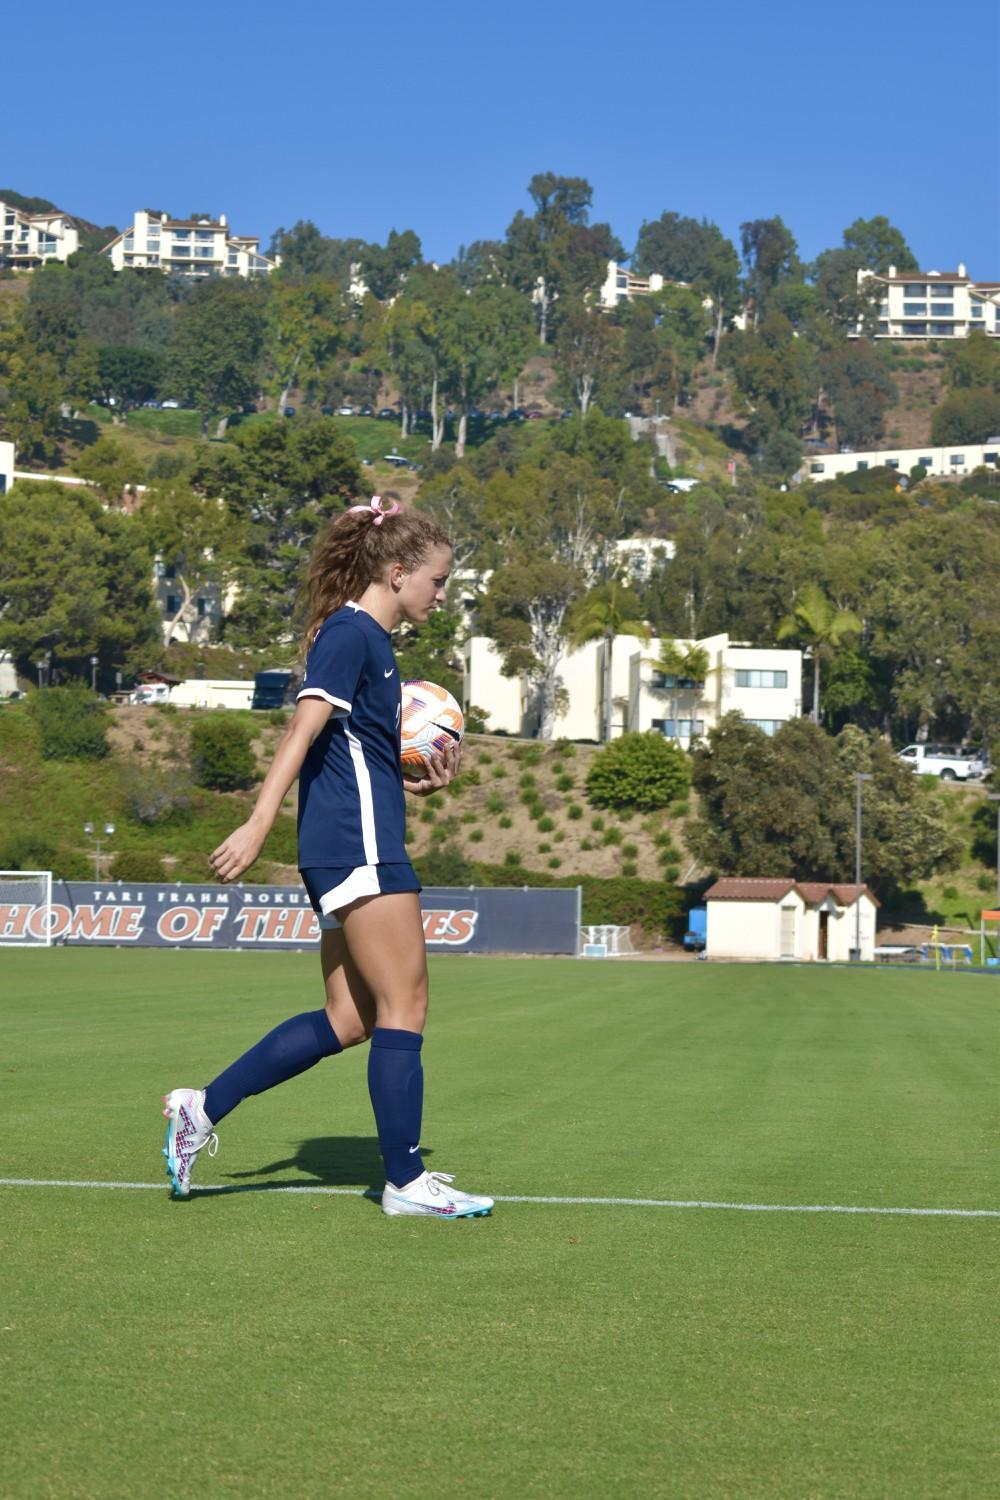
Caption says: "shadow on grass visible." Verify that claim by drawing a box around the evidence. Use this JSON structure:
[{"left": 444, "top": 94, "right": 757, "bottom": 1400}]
[{"left": 182, "top": 1135, "right": 432, "bottom": 1202}]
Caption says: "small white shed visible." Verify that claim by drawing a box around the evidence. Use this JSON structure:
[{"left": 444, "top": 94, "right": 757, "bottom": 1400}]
[{"left": 704, "top": 878, "right": 879, "bottom": 962}]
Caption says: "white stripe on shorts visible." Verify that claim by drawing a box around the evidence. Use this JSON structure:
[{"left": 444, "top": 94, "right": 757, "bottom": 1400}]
[{"left": 317, "top": 865, "right": 382, "bottom": 927}]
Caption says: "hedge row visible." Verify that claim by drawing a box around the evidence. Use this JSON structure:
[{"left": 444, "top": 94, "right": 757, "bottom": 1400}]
[{"left": 469, "top": 863, "right": 687, "bottom": 940}]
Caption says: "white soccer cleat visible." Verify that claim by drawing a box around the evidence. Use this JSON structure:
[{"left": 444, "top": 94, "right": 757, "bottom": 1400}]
[
  {"left": 381, "top": 1169, "right": 494, "bottom": 1219},
  {"left": 162, "top": 1088, "right": 218, "bottom": 1198}
]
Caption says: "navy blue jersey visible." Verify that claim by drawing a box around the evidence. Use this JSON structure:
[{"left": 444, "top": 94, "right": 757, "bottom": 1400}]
[{"left": 296, "top": 603, "right": 405, "bottom": 867}]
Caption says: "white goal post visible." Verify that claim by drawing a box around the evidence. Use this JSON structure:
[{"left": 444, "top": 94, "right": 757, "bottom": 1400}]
[
  {"left": 579, "top": 923, "right": 635, "bottom": 958},
  {"left": 0, "top": 870, "right": 54, "bottom": 948}
]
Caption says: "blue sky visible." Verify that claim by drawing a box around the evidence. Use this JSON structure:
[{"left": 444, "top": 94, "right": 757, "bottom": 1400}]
[{"left": 6, "top": 0, "right": 999, "bottom": 275}]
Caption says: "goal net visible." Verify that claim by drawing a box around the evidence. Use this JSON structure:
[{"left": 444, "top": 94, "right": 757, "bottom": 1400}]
[
  {"left": 579, "top": 924, "right": 635, "bottom": 958},
  {"left": 0, "top": 870, "right": 54, "bottom": 948}
]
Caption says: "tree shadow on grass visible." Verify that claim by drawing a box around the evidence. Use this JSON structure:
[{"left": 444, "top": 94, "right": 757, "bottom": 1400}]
[{"left": 183, "top": 1136, "right": 433, "bottom": 1203}]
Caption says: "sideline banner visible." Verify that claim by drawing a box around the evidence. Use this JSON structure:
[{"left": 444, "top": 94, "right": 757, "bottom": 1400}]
[{"left": 1, "top": 882, "right": 581, "bottom": 955}]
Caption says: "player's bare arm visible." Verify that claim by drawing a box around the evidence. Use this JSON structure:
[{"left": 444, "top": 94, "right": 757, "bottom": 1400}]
[{"left": 210, "top": 696, "right": 333, "bottom": 882}]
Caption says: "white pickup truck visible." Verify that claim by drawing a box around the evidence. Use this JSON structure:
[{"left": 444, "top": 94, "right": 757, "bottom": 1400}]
[{"left": 897, "top": 744, "right": 988, "bottom": 781}]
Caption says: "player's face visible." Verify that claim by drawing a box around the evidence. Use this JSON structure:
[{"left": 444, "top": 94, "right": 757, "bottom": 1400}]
[{"left": 397, "top": 544, "right": 452, "bottom": 623}]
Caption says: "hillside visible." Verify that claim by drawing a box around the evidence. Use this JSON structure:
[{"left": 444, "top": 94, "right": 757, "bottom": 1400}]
[{"left": 1, "top": 703, "right": 996, "bottom": 942}]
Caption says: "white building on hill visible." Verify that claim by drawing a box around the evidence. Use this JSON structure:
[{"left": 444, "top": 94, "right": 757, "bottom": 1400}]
[
  {"left": 103, "top": 211, "right": 276, "bottom": 278},
  {"left": 0, "top": 199, "right": 81, "bottom": 266},
  {"left": 800, "top": 440, "right": 1000, "bottom": 484},
  {"left": 856, "top": 264, "right": 1000, "bottom": 339},
  {"left": 465, "top": 630, "right": 802, "bottom": 742}
]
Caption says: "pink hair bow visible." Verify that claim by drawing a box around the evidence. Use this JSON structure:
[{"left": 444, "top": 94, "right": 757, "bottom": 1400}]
[{"left": 348, "top": 495, "right": 400, "bottom": 526}]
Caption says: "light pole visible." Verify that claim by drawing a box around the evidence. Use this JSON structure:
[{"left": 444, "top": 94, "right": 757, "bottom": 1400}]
[
  {"left": 990, "top": 795, "right": 1000, "bottom": 909},
  {"left": 854, "top": 772, "right": 873, "bottom": 960},
  {"left": 90, "top": 655, "right": 99, "bottom": 692},
  {"left": 83, "top": 821, "right": 115, "bottom": 882},
  {"left": 35, "top": 660, "right": 46, "bottom": 690}
]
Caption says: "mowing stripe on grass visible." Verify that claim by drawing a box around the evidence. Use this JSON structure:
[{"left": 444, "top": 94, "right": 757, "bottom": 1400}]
[{"left": 2, "top": 1177, "right": 999, "bottom": 1218}]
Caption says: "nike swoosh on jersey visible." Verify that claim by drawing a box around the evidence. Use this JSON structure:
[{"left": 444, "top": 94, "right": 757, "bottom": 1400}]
[{"left": 384, "top": 668, "right": 395, "bottom": 677}]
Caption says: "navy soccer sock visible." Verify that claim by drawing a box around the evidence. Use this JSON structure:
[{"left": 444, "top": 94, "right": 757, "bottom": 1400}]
[
  {"left": 367, "top": 1027, "right": 425, "bottom": 1188},
  {"left": 203, "top": 1010, "right": 342, "bottom": 1125}
]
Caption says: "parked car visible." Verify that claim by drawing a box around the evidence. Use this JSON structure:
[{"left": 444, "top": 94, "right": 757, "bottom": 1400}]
[
  {"left": 282, "top": 406, "right": 296, "bottom": 418},
  {"left": 507, "top": 408, "right": 525, "bottom": 422},
  {"left": 358, "top": 404, "right": 374, "bottom": 417},
  {"left": 130, "top": 683, "right": 171, "bottom": 706},
  {"left": 383, "top": 454, "right": 409, "bottom": 467},
  {"left": 523, "top": 409, "right": 545, "bottom": 420},
  {"left": 377, "top": 407, "right": 397, "bottom": 420},
  {"left": 161, "top": 399, "right": 180, "bottom": 409},
  {"left": 897, "top": 744, "right": 987, "bottom": 781},
  {"left": 320, "top": 405, "right": 334, "bottom": 416},
  {"left": 337, "top": 404, "right": 355, "bottom": 416}
]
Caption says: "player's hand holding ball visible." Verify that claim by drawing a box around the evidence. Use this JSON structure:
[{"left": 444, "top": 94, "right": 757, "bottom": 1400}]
[{"left": 400, "top": 680, "right": 464, "bottom": 796}]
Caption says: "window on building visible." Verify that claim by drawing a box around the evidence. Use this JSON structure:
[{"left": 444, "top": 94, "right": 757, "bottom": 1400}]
[
  {"left": 195, "top": 246, "right": 213, "bottom": 258},
  {"left": 950, "top": 454, "right": 965, "bottom": 465},
  {"left": 902, "top": 322, "right": 929, "bottom": 336},
  {"left": 3, "top": 230, "right": 13, "bottom": 241},
  {"left": 197, "top": 597, "right": 210, "bottom": 617},
  {"left": 227, "top": 253, "right": 238, "bottom": 265},
  {"left": 931, "top": 303, "right": 954, "bottom": 316},
  {"left": 652, "top": 673, "right": 703, "bottom": 690},
  {"left": 735, "top": 669, "right": 788, "bottom": 689},
  {"left": 172, "top": 245, "right": 190, "bottom": 256},
  {"left": 878, "top": 321, "right": 889, "bottom": 334},
  {"left": 930, "top": 285, "right": 953, "bottom": 298},
  {"left": 903, "top": 302, "right": 926, "bottom": 315},
  {"left": 857, "top": 461, "right": 869, "bottom": 470},
  {"left": 746, "top": 719, "right": 784, "bottom": 736},
  {"left": 124, "top": 254, "right": 134, "bottom": 264},
  {"left": 195, "top": 230, "right": 214, "bottom": 241},
  {"left": 809, "top": 462, "right": 825, "bottom": 474},
  {"left": 165, "top": 594, "right": 181, "bottom": 614},
  {"left": 971, "top": 302, "right": 985, "bottom": 318},
  {"left": 173, "top": 230, "right": 190, "bottom": 240},
  {"left": 652, "top": 718, "right": 704, "bottom": 738},
  {"left": 903, "top": 284, "right": 926, "bottom": 295},
  {"left": 932, "top": 324, "right": 954, "bottom": 335},
  {"left": 885, "top": 458, "right": 899, "bottom": 469},
  {"left": 985, "top": 452, "right": 998, "bottom": 464},
  {"left": 919, "top": 456, "right": 932, "bottom": 468},
  {"left": 147, "top": 238, "right": 160, "bottom": 251}
]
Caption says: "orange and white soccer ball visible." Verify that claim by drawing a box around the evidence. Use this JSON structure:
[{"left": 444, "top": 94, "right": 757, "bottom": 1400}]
[{"left": 400, "top": 680, "right": 464, "bottom": 771}]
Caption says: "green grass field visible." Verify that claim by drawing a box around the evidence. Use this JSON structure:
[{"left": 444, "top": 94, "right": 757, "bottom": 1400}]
[{"left": 3, "top": 954, "right": 998, "bottom": 1499}]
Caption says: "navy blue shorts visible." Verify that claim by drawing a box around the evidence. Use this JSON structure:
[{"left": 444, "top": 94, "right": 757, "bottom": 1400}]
[{"left": 299, "top": 862, "right": 422, "bottom": 929}]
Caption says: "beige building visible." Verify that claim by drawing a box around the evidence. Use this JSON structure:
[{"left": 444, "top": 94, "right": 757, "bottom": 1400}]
[
  {"left": 465, "top": 630, "right": 802, "bottom": 742},
  {"left": 801, "top": 439, "right": 1000, "bottom": 484},
  {"left": 0, "top": 199, "right": 80, "bottom": 266},
  {"left": 104, "top": 211, "right": 276, "bottom": 278},
  {"left": 857, "top": 264, "right": 1000, "bottom": 339},
  {"left": 705, "top": 878, "right": 878, "bottom": 962}
]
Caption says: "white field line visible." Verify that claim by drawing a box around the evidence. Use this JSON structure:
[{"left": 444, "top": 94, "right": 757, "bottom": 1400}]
[{"left": 0, "top": 1177, "right": 998, "bottom": 1219}]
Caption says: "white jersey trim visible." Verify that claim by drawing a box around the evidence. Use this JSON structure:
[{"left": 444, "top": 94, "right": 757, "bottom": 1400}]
[
  {"left": 344, "top": 724, "right": 380, "bottom": 863},
  {"left": 317, "top": 864, "right": 381, "bottom": 917},
  {"left": 297, "top": 687, "right": 352, "bottom": 716}
]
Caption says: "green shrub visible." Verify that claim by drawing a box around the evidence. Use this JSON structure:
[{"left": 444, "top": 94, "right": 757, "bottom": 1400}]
[
  {"left": 551, "top": 738, "right": 576, "bottom": 758},
  {"left": 536, "top": 815, "right": 555, "bottom": 833},
  {"left": 580, "top": 837, "right": 594, "bottom": 851},
  {"left": 413, "top": 842, "right": 475, "bottom": 885},
  {"left": 567, "top": 803, "right": 583, "bottom": 820},
  {"left": 977, "top": 872, "right": 995, "bottom": 892},
  {"left": 121, "top": 764, "right": 194, "bottom": 826},
  {"left": 591, "top": 815, "right": 605, "bottom": 832},
  {"left": 419, "top": 806, "right": 436, "bottom": 824},
  {"left": 110, "top": 849, "right": 165, "bottom": 882},
  {"left": 27, "top": 687, "right": 110, "bottom": 761},
  {"left": 0, "top": 831, "right": 88, "bottom": 880},
  {"left": 519, "top": 772, "right": 536, "bottom": 789},
  {"left": 621, "top": 861, "right": 638, "bottom": 877},
  {"left": 155, "top": 701, "right": 178, "bottom": 717},
  {"left": 504, "top": 849, "right": 523, "bottom": 866},
  {"left": 538, "top": 840, "right": 551, "bottom": 853},
  {"left": 585, "top": 732, "right": 690, "bottom": 811},
  {"left": 478, "top": 752, "right": 494, "bottom": 765},
  {"left": 470, "top": 865, "right": 687, "bottom": 938},
  {"left": 485, "top": 792, "right": 506, "bottom": 814},
  {"left": 548, "top": 857, "right": 562, "bottom": 869},
  {"left": 622, "top": 842, "right": 639, "bottom": 859},
  {"left": 555, "top": 773, "right": 574, "bottom": 792},
  {"left": 602, "top": 826, "right": 623, "bottom": 846},
  {"left": 404, "top": 826, "right": 416, "bottom": 843},
  {"left": 170, "top": 850, "right": 218, "bottom": 881},
  {"left": 673, "top": 800, "right": 690, "bottom": 818},
  {"left": 554, "top": 830, "right": 565, "bottom": 843},
  {"left": 461, "top": 769, "right": 481, "bottom": 787},
  {"left": 512, "top": 744, "right": 543, "bottom": 765},
  {"left": 468, "top": 828, "right": 484, "bottom": 843},
  {"left": 460, "top": 811, "right": 479, "bottom": 824},
  {"left": 941, "top": 884, "right": 959, "bottom": 901},
  {"left": 551, "top": 760, "right": 566, "bottom": 776},
  {"left": 664, "top": 864, "right": 680, "bottom": 882},
  {"left": 431, "top": 825, "right": 448, "bottom": 843},
  {"left": 520, "top": 790, "right": 540, "bottom": 808},
  {"left": 498, "top": 814, "right": 513, "bottom": 829},
  {"left": 491, "top": 765, "right": 508, "bottom": 779},
  {"left": 189, "top": 715, "right": 256, "bottom": 791}
]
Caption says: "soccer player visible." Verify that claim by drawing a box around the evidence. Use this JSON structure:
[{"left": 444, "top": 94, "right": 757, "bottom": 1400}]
[{"left": 161, "top": 497, "right": 493, "bottom": 1220}]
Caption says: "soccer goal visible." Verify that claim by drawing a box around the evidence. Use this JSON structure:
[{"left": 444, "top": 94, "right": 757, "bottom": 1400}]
[
  {"left": 0, "top": 870, "right": 53, "bottom": 948},
  {"left": 579, "top": 924, "right": 635, "bottom": 958}
]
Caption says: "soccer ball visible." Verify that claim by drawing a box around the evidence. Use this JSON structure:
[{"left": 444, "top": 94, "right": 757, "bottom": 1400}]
[{"left": 400, "top": 680, "right": 464, "bottom": 772}]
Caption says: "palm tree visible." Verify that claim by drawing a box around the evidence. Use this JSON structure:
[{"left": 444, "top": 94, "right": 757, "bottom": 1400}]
[
  {"left": 776, "top": 584, "right": 861, "bottom": 725},
  {"left": 566, "top": 581, "right": 651, "bottom": 741},
  {"left": 650, "top": 640, "right": 712, "bottom": 745}
]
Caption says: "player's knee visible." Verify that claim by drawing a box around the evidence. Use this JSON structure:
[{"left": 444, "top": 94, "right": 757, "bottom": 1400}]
[
  {"left": 376, "top": 986, "right": 427, "bottom": 1033},
  {"left": 324, "top": 1003, "right": 370, "bottom": 1048}
]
